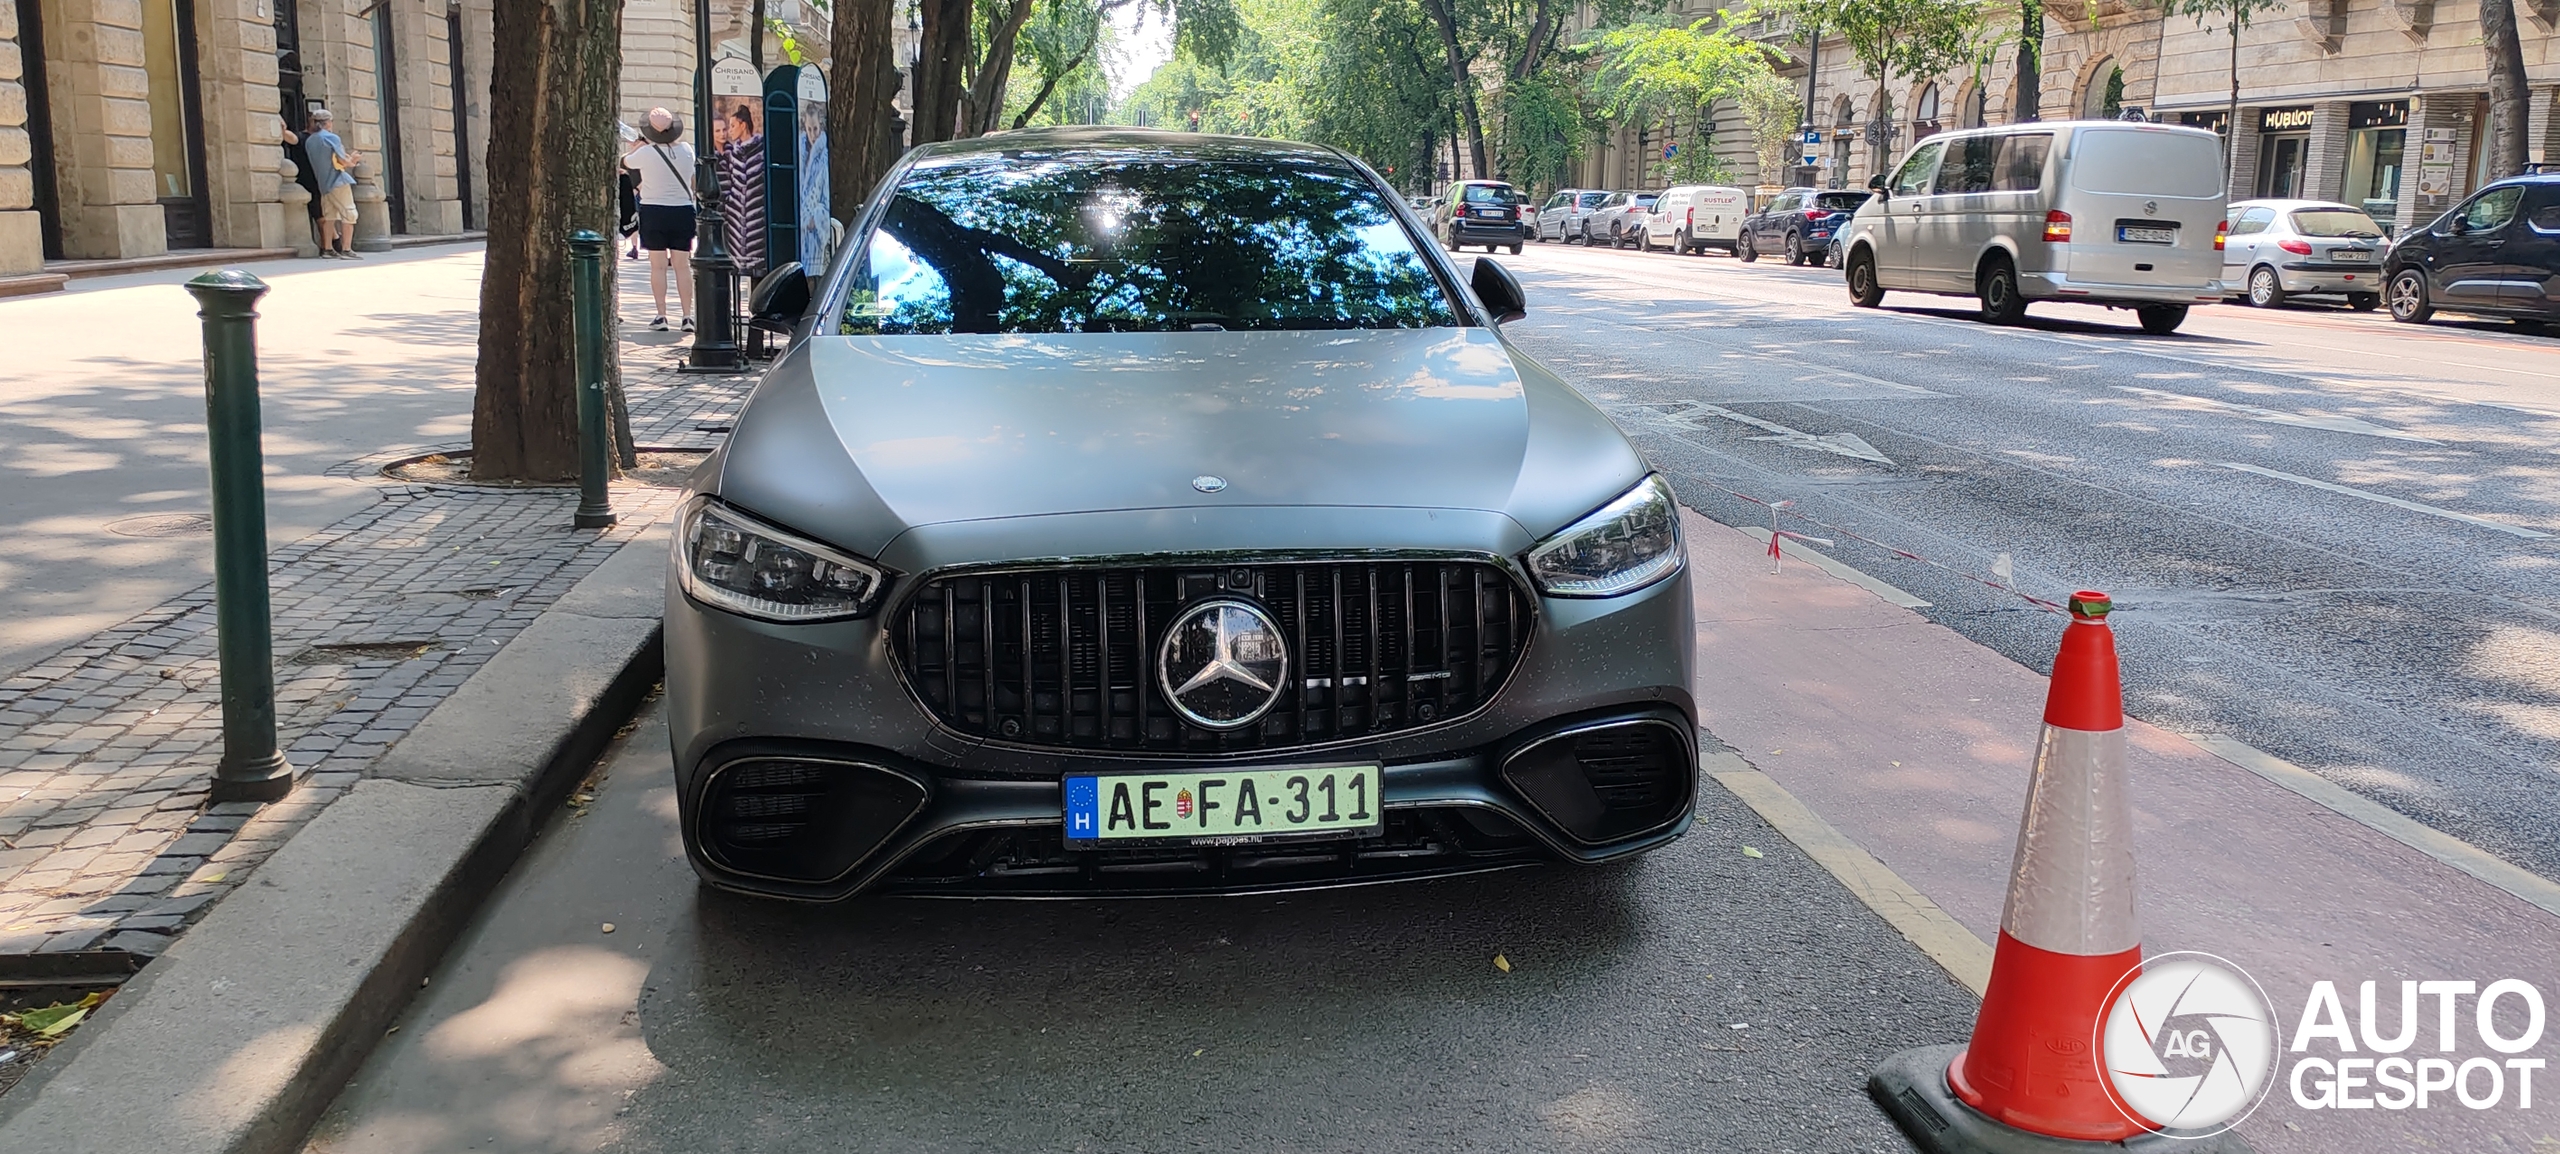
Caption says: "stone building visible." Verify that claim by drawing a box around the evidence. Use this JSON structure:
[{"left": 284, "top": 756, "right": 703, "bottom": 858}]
[
  {"left": 1564, "top": 0, "right": 2557, "bottom": 226},
  {"left": 0, "top": 0, "right": 493, "bottom": 276}
]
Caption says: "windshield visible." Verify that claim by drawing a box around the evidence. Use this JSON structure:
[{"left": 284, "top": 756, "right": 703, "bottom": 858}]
[
  {"left": 838, "top": 152, "right": 1460, "bottom": 335},
  {"left": 1461, "top": 184, "right": 1514, "bottom": 204},
  {"left": 2289, "top": 208, "right": 2385, "bottom": 238}
]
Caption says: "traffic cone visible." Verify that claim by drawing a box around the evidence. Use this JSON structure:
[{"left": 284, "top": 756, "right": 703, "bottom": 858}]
[{"left": 1869, "top": 592, "right": 2243, "bottom": 1152}]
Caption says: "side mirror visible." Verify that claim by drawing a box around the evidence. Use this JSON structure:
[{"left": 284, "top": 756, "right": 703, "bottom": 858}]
[
  {"left": 1472, "top": 256, "right": 1526, "bottom": 325},
  {"left": 1867, "top": 173, "right": 1889, "bottom": 195},
  {"left": 748, "top": 261, "right": 810, "bottom": 333}
]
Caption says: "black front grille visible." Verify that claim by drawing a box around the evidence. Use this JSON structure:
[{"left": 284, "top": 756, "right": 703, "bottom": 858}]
[{"left": 892, "top": 560, "right": 1534, "bottom": 754}]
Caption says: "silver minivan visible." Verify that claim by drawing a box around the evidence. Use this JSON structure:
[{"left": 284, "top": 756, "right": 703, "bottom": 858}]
[{"left": 1837, "top": 121, "right": 2228, "bottom": 333}]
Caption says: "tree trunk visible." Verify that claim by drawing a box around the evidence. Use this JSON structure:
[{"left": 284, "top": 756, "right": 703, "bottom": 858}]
[
  {"left": 2480, "top": 0, "right": 2530, "bottom": 180},
  {"left": 2223, "top": 17, "right": 2240, "bottom": 186},
  {"left": 913, "top": 0, "right": 971, "bottom": 144},
  {"left": 830, "top": 0, "right": 902, "bottom": 212},
  {"left": 1415, "top": 0, "right": 1488, "bottom": 179},
  {"left": 963, "top": 0, "right": 1038, "bottom": 136},
  {"left": 2012, "top": 0, "right": 2041, "bottom": 122},
  {"left": 471, "top": 0, "right": 623, "bottom": 482}
]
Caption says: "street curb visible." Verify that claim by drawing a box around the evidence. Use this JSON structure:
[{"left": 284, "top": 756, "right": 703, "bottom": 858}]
[{"left": 0, "top": 527, "right": 669, "bottom": 1154}]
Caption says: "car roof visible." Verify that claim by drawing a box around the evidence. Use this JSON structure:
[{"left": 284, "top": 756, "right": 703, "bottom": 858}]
[
  {"left": 2229, "top": 198, "right": 2361, "bottom": 211},
  {"left": 911, "top": 126, "right": 1353, "bottom": 169}
]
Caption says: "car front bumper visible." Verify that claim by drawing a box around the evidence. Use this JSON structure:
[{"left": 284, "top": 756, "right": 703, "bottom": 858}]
[{"left": 665, "top": 536, "right": 1699, "bottom": 901}]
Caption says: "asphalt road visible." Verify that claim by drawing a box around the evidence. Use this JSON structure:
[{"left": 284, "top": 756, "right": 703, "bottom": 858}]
[
  {"left": 1493, "top": 237, "right": 2560, "bottom": 885},
  {"left": 303, "top": 707, "right": 1978, "bottom": 1154}
]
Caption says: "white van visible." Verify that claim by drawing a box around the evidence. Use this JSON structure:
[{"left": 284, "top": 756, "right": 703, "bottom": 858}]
[
  {"left": 1642, "top": 185, "right": 1750, "bottom": 254},
  {"left": 1835, "top": 122, "right": 2227, "bottom": 333}
]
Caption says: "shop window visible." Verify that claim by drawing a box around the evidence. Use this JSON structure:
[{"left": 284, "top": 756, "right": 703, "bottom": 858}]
[{"left": 2341, "top": 101, "right": 2407, "bottom": 225}]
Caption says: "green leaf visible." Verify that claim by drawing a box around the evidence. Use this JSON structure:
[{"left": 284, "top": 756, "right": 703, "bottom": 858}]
[{"left": 1741, "top": 845, "right": 1764, "bottom": 858}]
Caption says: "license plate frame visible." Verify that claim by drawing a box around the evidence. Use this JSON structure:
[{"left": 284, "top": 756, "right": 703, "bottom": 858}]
[
  {"left": 2116, "top": 224, "right": 2177, "bottom": 245},
  {"left": 1062, "top": 764, "right": 1385, "bottom": 847},
  {"left": 2330, "top": 249, "right": 2371, "bottom": 263}
]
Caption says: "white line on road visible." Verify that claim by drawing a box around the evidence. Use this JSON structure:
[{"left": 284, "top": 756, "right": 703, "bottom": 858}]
[
  {"left": 2216, "top": 462, "right": 2552, "bottom": 539},
  {"left": 1663, "top": 401, "right": 1896, "bottom": 465},
  {"left": 2190, "top": 735, "right": 2560, "bottom": 923},
  {"left": 2112, "top": 385, "right": 2441, "bottom": 443}
]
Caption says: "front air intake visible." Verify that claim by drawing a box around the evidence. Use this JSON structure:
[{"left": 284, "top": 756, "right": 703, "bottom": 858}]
[
  {"left": 697, "top": 757, "right": 930, "bottom": 884},
  {"left": 1499, "top": 717, "right": 1694, "bottom": 844}
]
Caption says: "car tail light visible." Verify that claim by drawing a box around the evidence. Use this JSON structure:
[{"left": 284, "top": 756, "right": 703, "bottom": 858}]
[
  {"left": 2278, "top": 238, "right": 2312, "bottom": 255},
  {"left": 2042, "top": 211, "right": 2072, "bottom": 243},
  {"left": 1686, "top": 208, "right": 1695, "bottom": 226},
  {"left": 1806, "top": 208, "right": 1826, "bottom": 219},
  {"left": 2215, "top": 220, "right": 2230, "bottom": 251}
]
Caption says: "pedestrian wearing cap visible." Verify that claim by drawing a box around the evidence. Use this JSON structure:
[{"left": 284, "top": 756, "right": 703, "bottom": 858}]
[
  {"left": 623, "top": 107, "right": 697, "bottom": 332},
  {"left": 304, "top": 109, "right": 363, "bottom": 259}
]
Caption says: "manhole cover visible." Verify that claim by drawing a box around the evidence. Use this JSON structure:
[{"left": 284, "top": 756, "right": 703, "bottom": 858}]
[{"left": 105, "top": 513, "right": 213, "bottom": 538}]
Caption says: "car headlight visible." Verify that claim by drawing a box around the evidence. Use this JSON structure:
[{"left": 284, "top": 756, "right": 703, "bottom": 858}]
[
  {"left": 677, "top": 497, "right": 889, "bottom": 622},
  {"left": 1526, "top": 475, "right": 1683, "bottom": 598}
]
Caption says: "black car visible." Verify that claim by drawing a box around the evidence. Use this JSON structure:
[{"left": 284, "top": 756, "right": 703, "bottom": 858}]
[
  {"left": 1739, "top": 188, "right": 1871, "bottom": 266},
  {"left": 2385, "top": 170, "right": 2560, "bottom": 328},
  {"left": 1442, "top": 179, "right": 1530, "bottom": 253}
]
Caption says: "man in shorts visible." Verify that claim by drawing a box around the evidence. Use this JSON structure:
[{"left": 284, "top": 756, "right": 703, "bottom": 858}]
[
  {"left": 624, "top": 107, "right": 697, "bottom": 332},
  {"left": 304, "top": 109, "right": 362, "bottom": 259}
]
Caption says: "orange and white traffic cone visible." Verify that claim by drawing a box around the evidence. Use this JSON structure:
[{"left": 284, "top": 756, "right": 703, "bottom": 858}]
[{"left": 1870, "top": 592, "right": 2243, "bottom": 1152}]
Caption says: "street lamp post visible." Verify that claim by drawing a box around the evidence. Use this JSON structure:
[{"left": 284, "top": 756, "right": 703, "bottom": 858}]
[{"left": 685, "top": 0, "right": 745, "bottom": 373}]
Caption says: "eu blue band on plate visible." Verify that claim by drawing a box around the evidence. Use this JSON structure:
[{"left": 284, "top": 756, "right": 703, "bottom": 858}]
[{"left": 1064, "top": 775, "right": 1100, "bottom": 839}]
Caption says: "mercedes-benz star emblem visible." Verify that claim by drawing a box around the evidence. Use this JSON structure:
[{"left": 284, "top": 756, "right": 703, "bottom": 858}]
[
  {"left": 1192, "top": 474, "right": 1228, "bottom": 493},
  {"left": 1157, "top": 599, "right": 1289, "bottom": 730}
]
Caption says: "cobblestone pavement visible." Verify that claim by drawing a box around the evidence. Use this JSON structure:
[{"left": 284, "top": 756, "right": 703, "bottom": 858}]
[{"left": 0, "top": 338, "right": 754, "bottom": 965}]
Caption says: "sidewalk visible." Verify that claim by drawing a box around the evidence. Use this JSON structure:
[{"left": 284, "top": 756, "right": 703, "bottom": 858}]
[{"left": 0, "top": 252, "right": 751, "bottom": 971}]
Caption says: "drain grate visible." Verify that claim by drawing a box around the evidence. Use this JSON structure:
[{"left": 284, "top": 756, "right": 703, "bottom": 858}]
[
  {"left": 104, "top": 513, "right": 213, "bottom": 538},
  {"left": 288, "top": 640, "right": 441, "bottom": 665}
]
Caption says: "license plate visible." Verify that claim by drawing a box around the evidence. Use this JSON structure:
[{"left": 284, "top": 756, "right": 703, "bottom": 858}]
[
  {"left": 2117, "top": 225, "right": 2177, "bottom": 245},
  {"left": 2331, "top": 249, "right": 2370, "bottom": 262},
  {"left": 1063, "top": 765, "right": 1383, "bottom": 845}
]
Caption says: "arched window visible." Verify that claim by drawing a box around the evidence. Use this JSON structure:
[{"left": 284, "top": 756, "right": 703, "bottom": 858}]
[
  {"left": 1962, "top": 84, "right": 1987, "bottom": 129},
  {"left": 1913, "top": 83, "right": 1941, "bottom": 141},
  {"left": 2081, "top": 60, "right": 2124, "bottom": 119},
  {"left": 1833, "top": 95, "right": 1856, "bottom": 127}
]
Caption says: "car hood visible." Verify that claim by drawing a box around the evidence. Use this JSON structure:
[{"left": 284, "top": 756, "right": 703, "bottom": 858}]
[{"left": 712, "top": 327, "right": 1647, "bottom": 560}]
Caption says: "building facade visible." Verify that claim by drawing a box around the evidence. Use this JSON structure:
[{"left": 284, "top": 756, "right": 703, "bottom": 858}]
[{"left": 1565, "top": 0, "right": 2557, "bottom": 226}]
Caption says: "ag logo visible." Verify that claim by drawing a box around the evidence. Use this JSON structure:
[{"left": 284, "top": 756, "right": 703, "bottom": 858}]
[{"left": 2099, "top": 952, "right": 2280, "bottom": 1135}]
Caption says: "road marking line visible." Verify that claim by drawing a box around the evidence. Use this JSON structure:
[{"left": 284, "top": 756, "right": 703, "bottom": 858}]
[
  {"left": 1662, "top": 401, "right": 1897, "bottom": 464},
  {"left": 1740, "top": 527, "right": 1933, "bottom": 608},
  {"left": 2188, "top": 734, "right": 2560, "bottom": 922},
  {"left": 2215, "top": 462, "right": 2551, "bottom": 539},
  {"left": 2111, "top": 384, "right": 2441, "bottom": 443},
  {"left": 1708, "top": 754, "right": 1992, "bottom": 996}
]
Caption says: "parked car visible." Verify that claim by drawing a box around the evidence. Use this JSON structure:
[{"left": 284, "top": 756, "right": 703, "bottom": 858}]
[
  {"left": 1740, "top": 188, "right": 1871, "bottom": 266},
  {"left": 2221, "top": 199, "right": 2387, "bottom": 309},
  {"left": 1536, "top": 189, "right": 1610, "bottom": 242},
  {"left": 1836, "top": 120, "right": 2227, "bottom": 333},
  {"left": 2383, "top": 171, "right": 2560, "bottom": 328},
  {"left": 678, "top": 127, "right": 1698, "bottom": 901},
  {"left": 1585, "top": 190, "right": 1658, "bottom": 248},
  {"left": 1641, "top": 185, "right": 1750, "bottom": 254},
  {"left": 1440, "top": 179, "right": 1530, "bottom": 253}
]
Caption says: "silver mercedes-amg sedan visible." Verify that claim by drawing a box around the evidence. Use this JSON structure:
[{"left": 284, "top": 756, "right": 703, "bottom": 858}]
[{"left": 666, "top": 128, "right": 1696, "bottom": 900}]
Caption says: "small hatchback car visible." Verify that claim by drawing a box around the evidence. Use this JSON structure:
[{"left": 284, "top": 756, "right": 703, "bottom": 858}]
[{"left": 669, "top": 129, "right": 1698, "bottom": 901}]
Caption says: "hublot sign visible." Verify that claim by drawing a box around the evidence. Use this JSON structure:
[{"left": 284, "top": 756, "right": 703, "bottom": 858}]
[{"left": 2258, "top": 106, "right": 2316, "bottom": 133}]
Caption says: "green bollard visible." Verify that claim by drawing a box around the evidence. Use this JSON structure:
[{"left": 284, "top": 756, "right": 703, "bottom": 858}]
[
  {"left": 568, "top": 230, "right": 618, "bottom": 529},
  {"left": 185, "top": 270, "right": 295, "bottom": 803}
]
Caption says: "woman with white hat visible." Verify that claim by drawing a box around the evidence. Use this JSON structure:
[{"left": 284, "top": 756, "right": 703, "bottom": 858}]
[{"left": 623, "top": 107, "right": 697, "bottom": 332}]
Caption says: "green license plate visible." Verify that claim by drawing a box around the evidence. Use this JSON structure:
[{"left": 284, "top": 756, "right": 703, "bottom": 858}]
[{"left": 1062, "top": 765, "right": 1383, "bottom": 845}]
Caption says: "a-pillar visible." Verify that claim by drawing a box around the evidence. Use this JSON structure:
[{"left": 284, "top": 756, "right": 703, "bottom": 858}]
[
  {"left": 36, "top": 0, "right": 162, "bottom": 258},
  {"left": 0, "top": 0, "right": 45, "bottom": 271}
]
